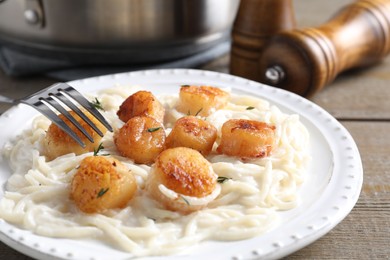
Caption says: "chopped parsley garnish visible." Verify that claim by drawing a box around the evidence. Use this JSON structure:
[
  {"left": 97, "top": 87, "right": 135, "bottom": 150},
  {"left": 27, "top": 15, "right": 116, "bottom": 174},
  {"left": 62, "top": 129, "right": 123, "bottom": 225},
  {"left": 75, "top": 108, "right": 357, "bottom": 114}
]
[
  {"left": 97, "top": 188, "right": 109, "bottom": 198},
  {"left": 187, "top": 108, "right": 203, "bottom": 116},
  {"left": 217, "top": 176, "right": 231, "bottom": 183},
  {"left": 246, "top": 106, "right": 255, "bottom": 110},
  {"left": 147, "top": 127, "right": 162, "bottom": 133},
  {"left": 91, "top": 98, "right": 104, "bottom": 111},
  {"left": 195, "top": 108, "right": 203, "bottom": 116},
  {"left": 180, "top": 196, "right": 190, "bottom": 205},
  {"left": 181, "top": 85, "right": 190, "bottom": 88},
  {"left": 93, "top": 143, "right": 107, "bottom": 156}
]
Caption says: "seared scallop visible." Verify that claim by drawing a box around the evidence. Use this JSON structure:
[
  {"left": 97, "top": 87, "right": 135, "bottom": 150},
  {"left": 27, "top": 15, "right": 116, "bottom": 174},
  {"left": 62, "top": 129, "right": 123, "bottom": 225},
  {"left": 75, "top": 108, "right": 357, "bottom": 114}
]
[
  {"left": 216, "top": 119, "right": 276, "bottom": 159},
  {"left": 44, "top": 110, "right": 107, "bottom": 161},
  {"left": 117, "top": 90, "right": 165, "bottom": 123},
  {"left": 145, "top": 147, "right": 220, "bottom": 214},
  {"left": 70, "top": 156, "right": 137, "bottom": 214},
  {"left": 165, "top": 116, "right": 217, "bottom": 156},
  {"left": 176, "top": 85, "right": 229, "bottom": 117},
  {"left": 114, "top": 116, "right": 166, "bottom": 164}
]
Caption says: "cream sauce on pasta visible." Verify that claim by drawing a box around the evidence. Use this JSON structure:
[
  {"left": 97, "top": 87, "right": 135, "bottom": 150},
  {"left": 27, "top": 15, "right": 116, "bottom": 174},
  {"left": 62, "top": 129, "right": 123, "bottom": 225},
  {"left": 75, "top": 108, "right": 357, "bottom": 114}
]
[{"left": 0, "top": 85, "right": 310, "bottom": 256}]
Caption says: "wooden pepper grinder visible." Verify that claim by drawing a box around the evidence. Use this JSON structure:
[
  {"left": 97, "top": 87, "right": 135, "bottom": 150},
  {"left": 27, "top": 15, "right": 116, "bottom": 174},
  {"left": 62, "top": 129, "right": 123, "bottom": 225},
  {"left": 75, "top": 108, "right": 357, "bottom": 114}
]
[
  {"left": 230, "top": 0, "right": 296, "bottom": 82},
  {"left": 257, "top": 0, "right": 390, "bottom": 96}
]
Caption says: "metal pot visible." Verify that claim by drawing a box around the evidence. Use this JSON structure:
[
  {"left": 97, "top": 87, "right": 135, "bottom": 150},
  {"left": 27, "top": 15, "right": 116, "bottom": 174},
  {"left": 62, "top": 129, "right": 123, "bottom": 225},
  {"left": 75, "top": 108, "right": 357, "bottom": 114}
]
[{"left": 0, "top": 0, "right": 239, "bottom": 64}]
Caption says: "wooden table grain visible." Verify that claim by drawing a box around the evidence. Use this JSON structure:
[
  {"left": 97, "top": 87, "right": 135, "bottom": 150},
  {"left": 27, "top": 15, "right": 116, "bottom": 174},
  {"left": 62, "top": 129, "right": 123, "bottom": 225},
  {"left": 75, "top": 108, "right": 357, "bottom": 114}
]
[{"left": 1, "top": 0, "right": 389, "bottom": 259}]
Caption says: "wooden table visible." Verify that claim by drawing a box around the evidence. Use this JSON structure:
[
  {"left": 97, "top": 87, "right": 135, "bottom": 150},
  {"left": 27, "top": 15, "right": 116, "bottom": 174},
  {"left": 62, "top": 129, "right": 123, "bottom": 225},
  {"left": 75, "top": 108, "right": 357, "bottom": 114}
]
[{"left": 1, "top": 0, "right": 389, "bottom": 259}]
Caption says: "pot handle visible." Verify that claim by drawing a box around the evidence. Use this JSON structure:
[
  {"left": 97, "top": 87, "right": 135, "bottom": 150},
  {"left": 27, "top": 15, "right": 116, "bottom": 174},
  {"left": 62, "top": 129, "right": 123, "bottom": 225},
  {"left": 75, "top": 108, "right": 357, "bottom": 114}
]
[{"left": 24, "top": 0, "right": 45, "bottom": 28}]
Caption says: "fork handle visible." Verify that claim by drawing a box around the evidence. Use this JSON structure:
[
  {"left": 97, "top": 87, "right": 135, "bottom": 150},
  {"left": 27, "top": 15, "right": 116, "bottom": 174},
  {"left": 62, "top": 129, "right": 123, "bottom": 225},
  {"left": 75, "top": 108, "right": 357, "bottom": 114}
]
[{"left": 0, "top": 95, "right": 15, "bottom": 104}]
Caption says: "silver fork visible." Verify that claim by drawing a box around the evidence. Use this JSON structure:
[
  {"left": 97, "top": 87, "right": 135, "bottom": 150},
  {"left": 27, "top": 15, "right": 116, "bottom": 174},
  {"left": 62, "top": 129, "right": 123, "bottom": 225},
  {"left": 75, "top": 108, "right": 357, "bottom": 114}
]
[{"left": 0, "top": 82, "right": 113, "bottom": 147}]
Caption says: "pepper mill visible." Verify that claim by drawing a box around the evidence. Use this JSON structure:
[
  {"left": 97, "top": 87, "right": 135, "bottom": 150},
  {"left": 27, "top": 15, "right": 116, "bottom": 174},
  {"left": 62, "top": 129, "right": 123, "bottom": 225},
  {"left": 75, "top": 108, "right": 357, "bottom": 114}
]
[
  {"left": 230, "top": 0, "right": 296, "bottom": 82},
  {"left": 257, "top": 0, "right": 390, "bottom": 96}
]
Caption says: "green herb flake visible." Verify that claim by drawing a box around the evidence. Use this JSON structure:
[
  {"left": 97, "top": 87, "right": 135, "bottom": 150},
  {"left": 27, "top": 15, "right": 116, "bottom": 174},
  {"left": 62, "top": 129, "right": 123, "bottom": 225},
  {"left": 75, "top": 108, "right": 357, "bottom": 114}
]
[
  {"left": 217, "top": 176, "right": 231, "bottom": 183},
  {"left": 246, "top": 106, "right": 255, "bottom": 110},
  {"left": 181, "top": 85, "right": 190, "bottom": 88},
  {"left": 97, "top": 188, "right": 109, "bottom": 198},
  {"left": 194, "top": 108, "right": 203, "bottom": 116},
  {"left": 180, "top": 196, "right": 190, "bottom": 205},
  {"left": 147, "top": 127, "right": 162, "bottom": 133},
  {"left": 93, "top": 143, "right": 105, "bottom": 156},
  {"left": 91, "top": 98, "right": 104, "bottom": 111}
]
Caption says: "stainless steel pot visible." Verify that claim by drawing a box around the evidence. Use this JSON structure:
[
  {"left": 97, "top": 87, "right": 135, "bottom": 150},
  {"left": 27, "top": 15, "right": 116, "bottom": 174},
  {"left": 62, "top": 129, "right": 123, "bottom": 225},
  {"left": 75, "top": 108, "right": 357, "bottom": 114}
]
[{"left": 0, "top": 0, "right": 239, "bottom": 64}]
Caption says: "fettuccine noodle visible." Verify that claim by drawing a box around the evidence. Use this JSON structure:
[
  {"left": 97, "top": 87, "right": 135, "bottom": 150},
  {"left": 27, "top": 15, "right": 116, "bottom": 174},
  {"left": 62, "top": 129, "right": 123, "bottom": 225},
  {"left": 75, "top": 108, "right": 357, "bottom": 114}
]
[{"left": 0, "top": 85, "right": 310, "bottom": 256}]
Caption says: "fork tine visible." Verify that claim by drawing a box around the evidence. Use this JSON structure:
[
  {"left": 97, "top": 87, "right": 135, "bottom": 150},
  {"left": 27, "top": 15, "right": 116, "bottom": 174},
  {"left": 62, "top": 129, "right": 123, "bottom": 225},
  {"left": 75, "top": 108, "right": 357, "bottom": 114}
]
[
  {"left": 18, "top": 82, "right": 112, "bottom": 148},
  {"left": 34, "top": 100, "right": 86, "bottom": 148},
  {"left": 56, "top": 83, "right": 113, "bottom": 132},
  {"left": 43, "top": 96, "right": 95, "bottom": 143},
  {"left": 52, "top": 92, "right": 104, "bottom": 137}
]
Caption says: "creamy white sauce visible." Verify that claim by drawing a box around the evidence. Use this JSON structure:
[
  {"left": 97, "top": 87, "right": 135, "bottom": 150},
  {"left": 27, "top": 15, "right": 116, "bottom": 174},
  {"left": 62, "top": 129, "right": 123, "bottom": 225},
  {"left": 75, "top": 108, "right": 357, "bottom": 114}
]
[{"left": 0, "top": 85, "right": 311, "bottom": 256}]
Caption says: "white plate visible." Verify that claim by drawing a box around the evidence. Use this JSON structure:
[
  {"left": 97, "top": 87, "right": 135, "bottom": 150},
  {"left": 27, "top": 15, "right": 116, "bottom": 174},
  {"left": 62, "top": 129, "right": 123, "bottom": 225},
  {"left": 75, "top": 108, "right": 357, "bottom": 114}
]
[{"left": 0, "top": 69, "right": 363, "bottom": 260}]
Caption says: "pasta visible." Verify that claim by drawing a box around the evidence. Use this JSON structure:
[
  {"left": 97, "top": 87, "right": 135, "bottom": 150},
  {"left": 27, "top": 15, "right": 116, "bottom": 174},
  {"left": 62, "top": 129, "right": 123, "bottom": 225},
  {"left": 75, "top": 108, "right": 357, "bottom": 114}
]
[{"left": 0, "top": 85, "right": 311, "bottom": 256}]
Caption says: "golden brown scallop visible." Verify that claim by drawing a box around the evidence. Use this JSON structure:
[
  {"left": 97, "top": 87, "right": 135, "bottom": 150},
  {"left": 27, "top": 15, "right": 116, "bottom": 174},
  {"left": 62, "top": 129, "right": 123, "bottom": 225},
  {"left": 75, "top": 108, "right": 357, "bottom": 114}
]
[
  {"left": 114, "top": 116, "right": 166, "bottom": 164},
  {"left": 216, "top": 119, "right": 276, "bottom": 159},
  {"left": 70, "top": 156, "right": 137, "bottom": 214},
  {"left": 165, "top": 116, "right": 217, "bottom": 156},
  {"left": 145, "top": 147, "right": 219, "bottom": 214},
  {"left": 117, "top": 90, "right": 165, "bottom": 123},
  {"left": 176, "top": 85, "right": 229, "bottom": 117},
  {"left": 44, "top": 110, "right": 107, "bottom": 161}
]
